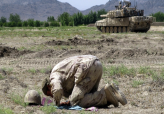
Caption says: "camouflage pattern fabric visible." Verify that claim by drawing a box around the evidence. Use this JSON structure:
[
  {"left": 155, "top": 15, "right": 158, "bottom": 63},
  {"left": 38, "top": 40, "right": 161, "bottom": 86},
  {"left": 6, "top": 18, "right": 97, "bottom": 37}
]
[{"left": 49, "top": 55, "right": 108, "bottom": 107}]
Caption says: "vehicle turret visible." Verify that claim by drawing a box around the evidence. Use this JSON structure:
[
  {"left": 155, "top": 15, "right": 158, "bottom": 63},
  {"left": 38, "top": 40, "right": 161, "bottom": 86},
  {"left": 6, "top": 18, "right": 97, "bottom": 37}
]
[{"left": 100, "top": 1, "right": 144, "bottom": 18}]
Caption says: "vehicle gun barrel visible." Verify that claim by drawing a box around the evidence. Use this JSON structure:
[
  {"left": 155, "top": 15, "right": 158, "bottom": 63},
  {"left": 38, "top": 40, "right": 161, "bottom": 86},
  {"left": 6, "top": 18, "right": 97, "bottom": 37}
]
[{"left": 100, "top": 15, "right": 107, "bottom": 18}]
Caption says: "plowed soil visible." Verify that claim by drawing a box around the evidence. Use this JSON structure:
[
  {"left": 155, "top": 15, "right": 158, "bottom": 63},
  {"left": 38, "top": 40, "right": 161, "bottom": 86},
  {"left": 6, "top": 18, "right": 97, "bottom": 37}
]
[{"left": 0, "top": 26, "right": 164, "bottom": 114}]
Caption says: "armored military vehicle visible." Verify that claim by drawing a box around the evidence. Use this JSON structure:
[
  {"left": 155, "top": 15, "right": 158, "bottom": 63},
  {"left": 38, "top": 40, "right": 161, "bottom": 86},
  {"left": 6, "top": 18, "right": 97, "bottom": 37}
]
[{"left": 95, "top": 1, "right": 154, "bottom": 33}]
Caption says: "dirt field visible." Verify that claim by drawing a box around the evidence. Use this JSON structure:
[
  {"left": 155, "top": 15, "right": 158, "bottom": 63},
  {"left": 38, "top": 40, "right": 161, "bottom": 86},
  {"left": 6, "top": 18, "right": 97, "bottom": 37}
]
[{"left": 0, "top": 26, "right": 164, "bottom": 114}]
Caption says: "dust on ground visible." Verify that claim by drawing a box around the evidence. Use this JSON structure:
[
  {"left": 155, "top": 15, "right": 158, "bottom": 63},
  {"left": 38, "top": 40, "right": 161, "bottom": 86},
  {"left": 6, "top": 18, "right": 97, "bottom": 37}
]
[{"left": 0, "top": 26, "right": 164, "bottom": 114}]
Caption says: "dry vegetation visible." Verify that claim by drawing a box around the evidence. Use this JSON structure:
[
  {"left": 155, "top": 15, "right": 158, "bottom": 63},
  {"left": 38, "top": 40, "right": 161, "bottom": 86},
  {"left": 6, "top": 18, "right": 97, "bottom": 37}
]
[{"left": 0, "top": 26, "right": 164, "bottom": 114}]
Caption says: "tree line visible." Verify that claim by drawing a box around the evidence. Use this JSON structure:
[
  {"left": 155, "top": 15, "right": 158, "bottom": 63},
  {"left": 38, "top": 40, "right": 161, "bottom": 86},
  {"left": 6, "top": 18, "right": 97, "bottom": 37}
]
[
  {"left": 0, "top": 14, "right": 60, "bottom": 27},
  {"left": 150, "top": 12, "right": 164, "bottom": 22},
  {"left": 0, "top": 10, "right": 163, "bottom": 27},
  {"left": 57, "top": 9, "right": 107, "bottom": 26},
  {"left": 0, "top": 9, "right": 107, "bottom": 27}
]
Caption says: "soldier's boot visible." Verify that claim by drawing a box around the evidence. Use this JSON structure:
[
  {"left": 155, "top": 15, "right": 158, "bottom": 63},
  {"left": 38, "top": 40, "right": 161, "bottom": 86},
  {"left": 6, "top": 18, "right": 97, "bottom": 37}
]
[
  {"left": 110, "top": 83, "right": 127, "bottom": 105},
  {"left": 104, "top": 83, "right": 127, "bottom": 107},
  {"left": 104, "top": 83, "right": 119, "bottom": 107}
]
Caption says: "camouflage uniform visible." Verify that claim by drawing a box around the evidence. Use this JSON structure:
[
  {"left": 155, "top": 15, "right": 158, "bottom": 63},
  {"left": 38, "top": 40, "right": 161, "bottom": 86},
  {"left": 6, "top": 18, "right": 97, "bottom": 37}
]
[{"left": 50, "top": 55, "right": 108, "bottom": 107}]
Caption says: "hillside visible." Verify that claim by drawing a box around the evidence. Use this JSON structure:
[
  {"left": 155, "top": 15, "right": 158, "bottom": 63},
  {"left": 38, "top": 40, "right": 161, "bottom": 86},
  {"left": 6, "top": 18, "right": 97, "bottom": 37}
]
[
  {"left": 0, "top": 0, "right": 79, "bottom": 21},
  {"left": 82, "top": 0, "right": 164, "bottom": 16},
  {"left": 0, "top": 0, "right": 164, "bottom": 21}
]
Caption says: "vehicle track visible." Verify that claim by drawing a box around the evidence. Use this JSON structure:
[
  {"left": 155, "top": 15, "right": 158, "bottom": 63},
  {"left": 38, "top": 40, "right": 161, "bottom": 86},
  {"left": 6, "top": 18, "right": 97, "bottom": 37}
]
[{"left": 2, "top": 58, "right": 164, "bottom": 69}]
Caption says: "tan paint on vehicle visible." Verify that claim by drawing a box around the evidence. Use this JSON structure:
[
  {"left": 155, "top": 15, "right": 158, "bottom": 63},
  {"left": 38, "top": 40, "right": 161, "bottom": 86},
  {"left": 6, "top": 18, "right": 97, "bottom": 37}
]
[{"left": 95, "top": 1, "right": 155, "bottom": 33}]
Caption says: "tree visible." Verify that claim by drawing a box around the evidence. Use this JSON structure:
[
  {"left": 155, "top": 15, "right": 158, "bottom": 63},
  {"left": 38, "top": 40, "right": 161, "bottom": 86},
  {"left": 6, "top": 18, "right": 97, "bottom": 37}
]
[
  {"left": 97, "top": 9, "right": 107, "bottom": 20},
  {"left": 0, "top": 16, "right": 7, "bottom": 23},
  {"left": 72, "top": 12, "right": 84, "bottom": 26},
  {"left": 40, "top": 21, "right": 44, "bottom": 26},
  {"left": 83, "top": 15, "right": 90, "bottom": 25},
  {"left": 50, "top": 21, "right": 60, "bottom": 27},
  {"left": 88, "top": 11, "right": 94, "bottom": 23},
  {"left": 17, "top": 22, "right": 22, "bottom": 27},
  {"left": 0, "top": 22, "right": 3, "bottom": 27},
  {"left": 7, "top": 22, "right": 16, "bottom": 27},
  {"left": 54, "top": 9, "right": 107, "bottom": 26},
  {"left": 34, "top": 20, "right": 40, "bottom": 27},
  {"left": 150, "top": 12, "right": 164, "bottom": 22},
  {"left": 47, "top": 16, "right": 55, "bottom": 22},
  {"left": 23, "top": 21, "right": 28, "bottom": 27},
  {"left": 3, "top": 23, "right": 7, "bottom": 27},
  {"left": 50, "top": 22, "right": 54, "bottom": 26},
  {"left": 93, "top": 12, "right": 97, "bottom": 23},
  {"left": 72, "top": 13, "right": 78, "bottom": 26},
  {"left": 27, "top": 19, "right": 34, "bottom": 27},
  {"left": 44, "top": 22, "right": 49, "bottom": 27},
  {"left": 77, "top": 12, "right": 84, "bottom": 25},
  {"left": 69, "top": 22, "right": 73, "bottom": 26},
  {"left": 58, "top": 12, "right": 70, "bottom": 26},
  {"left": 9, "top": 13, "right": 21, "bottom": 23}
]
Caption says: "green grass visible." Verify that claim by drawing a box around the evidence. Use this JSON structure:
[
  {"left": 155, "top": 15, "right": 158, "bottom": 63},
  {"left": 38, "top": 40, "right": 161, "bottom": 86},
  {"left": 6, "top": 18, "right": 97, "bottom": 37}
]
[
  {"left": 103, "top": 65, "right": 164, "bottom": 85},
  {"left": 0, "top": 105, "right": 13, "bottom": 114},
  {"left": 78, "top": 110, "right": 94, "bottom": 114},
  {"left": 40, "top": 104, "right": 56, "bottom": 114},
  {"left": 138, "top": 66, "right": 151, "bottom": 76},
  {"left": 1, "top": 67, "right": 13, "bottom": 75},
  {"left": 161, "top": 104, "right": 164, "bottom": 109},
  {"left": 103, "top": 65, "right": 136, "bottom": 77},
  {"left": 0, "top": 26, "right": 100, "bottom": 40},
  {"left": 32, "top": 44, "right": 46, "bottom": 51},
  {"left": 39, "top": 69, "right": 47, "bottom": 74},
  {"left": 17, "top": 46, "right": 27, "bottom": 51},
  {"left": 6, "top": 68, "right": 13, "bottom": 75},
  {"left": 131, "top": 80, "right": 144, "bottom": 88},
  {"left": 159, "top": 68, "right": 164, "bottom": 80},
  {"left": 113, "top": 79, "right": 119, "bottom": 86},
  {"left": 151, "top": 68, "right": 164, "bottom": 84},
  {"left": 39, "top": 66, "right": 51, "bottom": 74},
  {"left": 28, "top": 68, "right": 37, "bottom": 74},
  {"left": 10, "top": 94, "right": 27, "bottom": 107},
  {"left": 0, "top": 74, "right": 5, "bottom": 80}
]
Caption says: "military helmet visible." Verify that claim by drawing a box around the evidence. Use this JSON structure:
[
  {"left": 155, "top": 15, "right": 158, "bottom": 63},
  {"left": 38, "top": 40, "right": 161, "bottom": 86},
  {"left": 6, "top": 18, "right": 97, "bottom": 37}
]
[
  {"left": 42, "top": 77, "right": 50, "bottom": 96},
  {"left": 24, "top": 90, "right": 41, "bottom": 105}
]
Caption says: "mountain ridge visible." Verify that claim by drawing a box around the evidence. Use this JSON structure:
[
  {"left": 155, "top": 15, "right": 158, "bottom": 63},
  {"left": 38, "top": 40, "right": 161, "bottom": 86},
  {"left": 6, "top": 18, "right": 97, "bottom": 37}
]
[
  {"left": 82, "top": 0, "right": 164, "bottom": 16},
  {"left": 0, "top": 0, "right": 79, "bottom": 21},
  {"left": 0, "top": 0, "right": 163, "bottom": 21}
]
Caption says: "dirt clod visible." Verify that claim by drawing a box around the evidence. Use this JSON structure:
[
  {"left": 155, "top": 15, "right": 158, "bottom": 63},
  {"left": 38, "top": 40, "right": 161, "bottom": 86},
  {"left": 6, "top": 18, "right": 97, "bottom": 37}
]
[{"left": 0, "top": 46, "right": 33, "bottom": 58}]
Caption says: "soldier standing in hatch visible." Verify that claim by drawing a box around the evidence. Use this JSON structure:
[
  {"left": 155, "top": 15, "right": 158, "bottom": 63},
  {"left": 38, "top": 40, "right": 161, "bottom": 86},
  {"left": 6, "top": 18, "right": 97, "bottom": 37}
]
[
  {"left": 119, "top": 1, "right": 122, "bottom": 10},
  {"left": 42, "top": 55, "right": 127, "bottom": 108}
]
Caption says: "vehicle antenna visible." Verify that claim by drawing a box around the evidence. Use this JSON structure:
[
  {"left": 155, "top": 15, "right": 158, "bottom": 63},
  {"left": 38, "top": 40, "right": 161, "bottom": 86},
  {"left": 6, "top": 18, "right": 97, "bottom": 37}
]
[{"left": 123, "top": 0, "right": 125, "bottom": 7}]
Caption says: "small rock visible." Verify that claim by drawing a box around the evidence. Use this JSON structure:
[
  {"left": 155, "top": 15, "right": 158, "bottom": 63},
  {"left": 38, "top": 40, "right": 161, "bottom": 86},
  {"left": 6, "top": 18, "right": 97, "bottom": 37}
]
[
  {"left": 0, "top": 69, "right": 7, "bottom": 75},
  {"left": 147, "top": 87, "right": 152, "bottom": 92},
  {"left": 101, "top": 35, "right": 105, "bottom": 38},
  {"left": 142, "top": 86, "right": 152, "bottom": 92},
  {"left": 142, "top": 91, "right": 149, "bottom": 96},
  {"left": 20, "top": 111, "right": 25, "bottom": 113}
]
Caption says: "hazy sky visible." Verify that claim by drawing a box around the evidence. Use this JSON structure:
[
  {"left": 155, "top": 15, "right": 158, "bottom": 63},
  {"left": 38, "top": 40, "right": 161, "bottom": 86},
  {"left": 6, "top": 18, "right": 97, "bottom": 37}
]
[{"left": 58, "top": 0, "right": 109, "bottom": 10}]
